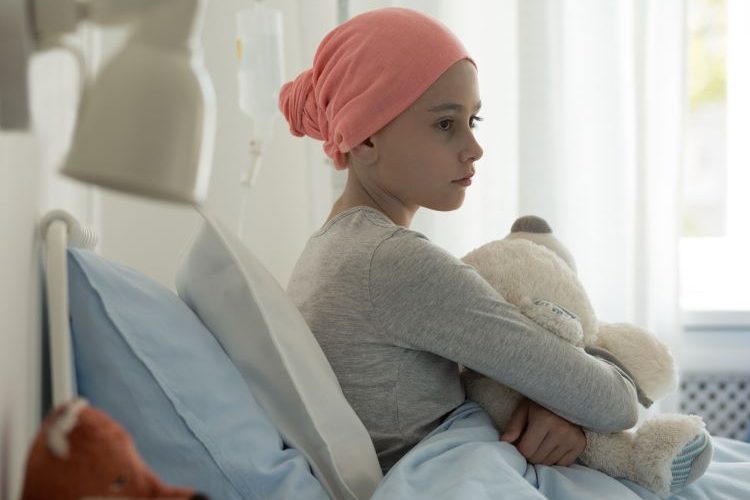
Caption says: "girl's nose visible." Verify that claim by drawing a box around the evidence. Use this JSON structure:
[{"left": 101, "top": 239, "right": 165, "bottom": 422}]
[{"left": 461, "top": 133, "right": 484, "bottom": 163}]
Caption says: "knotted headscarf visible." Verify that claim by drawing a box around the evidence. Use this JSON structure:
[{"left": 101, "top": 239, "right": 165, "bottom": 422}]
[{"left": 278, "top": 7, "right": 474, "bottom": 169}]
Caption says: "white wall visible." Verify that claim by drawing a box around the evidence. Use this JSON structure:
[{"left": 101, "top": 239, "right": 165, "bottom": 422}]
[
  {"left": 0, "top": 132, "right": 43, "bottom": 500},
  {"left": 0, "top": 45, "right": 95, "bottom": 500},
  {"left": 96, "top": 0, "right": 338, "bottom": 289},
  {"left": 0, "top": 2, "right": 338, "bottom": 496}
]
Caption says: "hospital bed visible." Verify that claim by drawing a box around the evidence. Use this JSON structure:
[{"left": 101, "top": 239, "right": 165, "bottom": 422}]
[{"left": 41, "top": 209, "right": 750, "bottom": 500}]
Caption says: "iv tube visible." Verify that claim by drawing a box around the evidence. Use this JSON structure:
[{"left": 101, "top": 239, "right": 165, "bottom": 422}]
[{"left": 235, "top": 2, "right": 284, "bottom": 236}]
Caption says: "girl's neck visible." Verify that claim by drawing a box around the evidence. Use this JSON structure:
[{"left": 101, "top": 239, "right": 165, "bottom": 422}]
[{"left": 326, "top": 172, "right": 416, "bottom": 228}]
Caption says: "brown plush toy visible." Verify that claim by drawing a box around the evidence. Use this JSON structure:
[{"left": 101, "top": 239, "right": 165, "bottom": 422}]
[{"left": 21, "top": 398, "right": 207, "bottom": 500}]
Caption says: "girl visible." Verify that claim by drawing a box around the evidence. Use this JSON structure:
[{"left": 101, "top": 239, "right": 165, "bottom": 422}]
[{"left": 279, "top": 7, "right": 639, "bottom": 473}]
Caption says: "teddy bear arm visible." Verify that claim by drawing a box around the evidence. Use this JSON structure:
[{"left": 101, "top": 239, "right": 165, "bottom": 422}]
[
  {"left": 585, "top": 345, "right": 653, "bottom": 408},
  {"left": 519, "top": 299, "right": 584, "bottom": 346},
  {"left": 594, "top": 322, "right": 678, "bottom": 401}
]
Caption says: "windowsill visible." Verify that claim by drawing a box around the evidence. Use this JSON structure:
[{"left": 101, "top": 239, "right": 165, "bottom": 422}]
[
  {"left": 679, "top": 327, "right": 750, "bottom": 372},
  {"left": 682, "top": 310, "right": 750, "bottom": 331}
]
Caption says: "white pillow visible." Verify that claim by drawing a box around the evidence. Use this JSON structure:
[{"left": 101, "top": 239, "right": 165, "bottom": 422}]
[{"left": 175, "top": 212, "right": 383, "bottom": 500}]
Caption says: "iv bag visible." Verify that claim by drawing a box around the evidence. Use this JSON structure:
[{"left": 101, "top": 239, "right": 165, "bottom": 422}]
[{"left": 236, "top": 3, "right": 284, "bottom": 140}]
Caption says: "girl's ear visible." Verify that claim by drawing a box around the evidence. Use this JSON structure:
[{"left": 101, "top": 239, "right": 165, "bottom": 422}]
[{"left": 348, "top": 138, "right": 378, "bottom": 166}]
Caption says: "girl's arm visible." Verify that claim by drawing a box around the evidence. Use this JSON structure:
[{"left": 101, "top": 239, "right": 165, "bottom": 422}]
[{"left": 370, "top": 231, "right": 639, "bottom": 432}]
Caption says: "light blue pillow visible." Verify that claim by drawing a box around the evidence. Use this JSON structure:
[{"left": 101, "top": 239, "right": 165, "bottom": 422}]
[{"left": 67, "top": 248, "right": 328, "bottom": 500}]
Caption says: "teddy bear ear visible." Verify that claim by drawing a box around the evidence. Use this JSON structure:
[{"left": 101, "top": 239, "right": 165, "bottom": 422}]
[
  {"left": 510, "top": 215, "right": 552, "bottom": 234},
  {"left": 45, "top": 398, "right": 89, "bottom": 458},
  {"left": 506, "top": 215, "right": 578, "bottom": 274}
]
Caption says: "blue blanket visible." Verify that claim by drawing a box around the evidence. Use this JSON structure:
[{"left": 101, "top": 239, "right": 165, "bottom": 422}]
[{"left": 373, "top": 402, "right": 750, "bottom": 500}]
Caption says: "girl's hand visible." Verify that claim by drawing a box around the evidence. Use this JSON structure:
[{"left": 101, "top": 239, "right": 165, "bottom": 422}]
[{"left": 500, "top": 397, "right": 586, "bottom": 466}]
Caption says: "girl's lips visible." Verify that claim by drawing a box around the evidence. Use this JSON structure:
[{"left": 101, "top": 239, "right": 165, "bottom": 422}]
[{"left": 452, "top": 176, "right": 473, "bottom": 187}]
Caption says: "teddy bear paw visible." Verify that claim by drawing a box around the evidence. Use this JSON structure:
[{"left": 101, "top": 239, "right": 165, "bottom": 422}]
[
  {"left": 668, "top": 429, "right": 712, "bottom": 494},
  {"left": 632, "top": 414, "right": 713, "bottom": 498}
]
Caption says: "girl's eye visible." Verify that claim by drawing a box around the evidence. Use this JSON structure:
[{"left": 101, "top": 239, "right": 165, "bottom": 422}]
[
  {"left": 437, "top": 119, "right": 453, "bottom": 131},
  {"left": 437, "top": 116, "right": 483, "bottom": 132}
]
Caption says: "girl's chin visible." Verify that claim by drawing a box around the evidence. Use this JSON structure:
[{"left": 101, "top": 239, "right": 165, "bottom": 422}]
[{"left": 424, "top": 195, "right": 466, "bottom": 212}]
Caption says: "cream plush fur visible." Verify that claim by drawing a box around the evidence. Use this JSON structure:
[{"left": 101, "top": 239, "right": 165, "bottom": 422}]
[{"left": 461, "top": 216, "right": 713, "bottom": 498}]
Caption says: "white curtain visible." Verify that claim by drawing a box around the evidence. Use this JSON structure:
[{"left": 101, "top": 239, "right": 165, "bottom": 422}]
[
  {"left": 515, "top": 0, "right": 685, "bottom": 334},
  {"left": 515, "top": 0, "right": 686, "bottom": 411}
]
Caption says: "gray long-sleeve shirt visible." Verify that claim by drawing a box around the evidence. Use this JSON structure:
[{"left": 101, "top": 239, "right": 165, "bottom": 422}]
[{"left": 287, "top": 206, "right": 639, "bottom": 472}]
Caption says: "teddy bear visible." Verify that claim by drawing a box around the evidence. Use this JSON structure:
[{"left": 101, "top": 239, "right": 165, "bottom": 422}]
[
  {"left": 461, "top": 215, "right": 713, "bottom": 498},
  {"left": 21, "top": 398, "right": 208, "bottom": 500}
]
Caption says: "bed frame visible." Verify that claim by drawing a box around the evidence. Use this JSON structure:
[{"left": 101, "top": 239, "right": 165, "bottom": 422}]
[{"left": 41, "top": 210, "right": 97, "bottom": 407}]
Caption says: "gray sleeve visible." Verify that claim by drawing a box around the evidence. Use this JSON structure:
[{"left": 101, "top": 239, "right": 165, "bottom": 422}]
[
  {"left": 585, "top": 346, "right": 653, "bottom": 408},
  {"left": 369, "top": 231, "right": 639, "bottom": 433}
]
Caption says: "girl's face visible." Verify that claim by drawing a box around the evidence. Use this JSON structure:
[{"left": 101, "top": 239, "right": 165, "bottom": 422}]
[{"left": 367, "top": 59, "right": 484, "bottom": 213}]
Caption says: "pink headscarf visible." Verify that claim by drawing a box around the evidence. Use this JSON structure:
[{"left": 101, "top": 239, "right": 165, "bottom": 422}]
[{"left": 278, "top": 7, "right": 474, "bottom": 169}]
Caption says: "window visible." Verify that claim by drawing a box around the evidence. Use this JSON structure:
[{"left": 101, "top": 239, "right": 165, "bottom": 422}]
[{"left": 680, "top": 0, "right": 750, "bottom": 324}]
